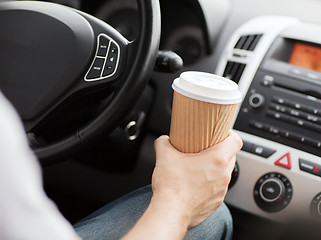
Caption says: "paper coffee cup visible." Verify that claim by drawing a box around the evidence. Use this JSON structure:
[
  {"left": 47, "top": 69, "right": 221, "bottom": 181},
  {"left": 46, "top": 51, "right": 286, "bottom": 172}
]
[{"left": 169, "top": 71, "right": 242, "bottom": 153}]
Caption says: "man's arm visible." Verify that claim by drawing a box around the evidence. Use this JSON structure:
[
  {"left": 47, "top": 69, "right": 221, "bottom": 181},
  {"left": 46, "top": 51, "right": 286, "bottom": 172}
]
[
  {"left": 0, "top": 92, "right": 80, "bottom": 240},
  {"left": 122, "top": 131, "right": 242, "bottom": 239}
]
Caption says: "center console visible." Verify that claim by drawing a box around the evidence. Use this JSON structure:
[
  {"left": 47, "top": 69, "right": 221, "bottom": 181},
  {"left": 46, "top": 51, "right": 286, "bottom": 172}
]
[{"left": 216, "top": 16, "right": 321, "bottom": 221}]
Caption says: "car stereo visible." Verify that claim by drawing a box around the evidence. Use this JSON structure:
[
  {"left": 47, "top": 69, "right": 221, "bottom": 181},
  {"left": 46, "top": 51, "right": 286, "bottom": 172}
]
[
  {"left": 216, "top": 16, "right": 321, "bottom": 221},
  {"left": 235, "top": 37, "right": 321, "bottom": 159}
]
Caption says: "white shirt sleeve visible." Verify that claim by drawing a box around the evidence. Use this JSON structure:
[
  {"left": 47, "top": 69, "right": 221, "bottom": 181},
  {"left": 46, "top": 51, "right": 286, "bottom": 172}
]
[{"left": 0, "top": 91, "right": 80, "bottom": 240}]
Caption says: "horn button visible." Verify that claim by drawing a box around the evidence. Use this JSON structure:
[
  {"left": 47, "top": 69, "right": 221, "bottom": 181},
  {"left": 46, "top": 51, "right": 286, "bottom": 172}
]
[{"left": 0, "top": 3, "right": 94, "bottom": 120}]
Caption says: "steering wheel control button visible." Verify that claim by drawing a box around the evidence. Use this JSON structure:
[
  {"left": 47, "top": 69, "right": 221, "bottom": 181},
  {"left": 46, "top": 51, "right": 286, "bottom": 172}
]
[
  {"left": 103, "top": 42, "right": 119, "bottom": 77},
  {"left": 86, "top": 57, "right": 105, "bottom": 79},
  {"left": 109, "top": 43, "right": 118, "bottom": 54},
  {"left": 103, "top": 65, "right": 113, "bottom": 77},
  {"left": 85, "top": 34, "right": 120, "bottom": 81},
  {"left": 299, "top": 159, "right": 321, "bottom": 177},
  {"left": 310, "top": 192, "right": 321, "bottom": 219},
  {"left": 97, "top": 36, "right": 110, "bottom": 57},
  {"left": 275, "top": 152, "right": 292, "bottom": 169},
  {"left": 249, "top": 93, "right": 265, "bottom": 108},
  {"left": 241, "top": 140, "right": 276, "bottom": 158},
  {"left": 254, "top": 172, "right": 293, "bottom": 213}
]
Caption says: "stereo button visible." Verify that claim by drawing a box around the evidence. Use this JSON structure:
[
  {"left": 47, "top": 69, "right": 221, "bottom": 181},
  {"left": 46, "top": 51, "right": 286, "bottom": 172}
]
[
  {"left": 306, "top": 122, "right": 321, "bottom": 134},
  {"left": 286, "top": 101, "right": 302, "bottom": 110},
  {"left": 249, "top": 121, "right": 266, "bottom": 130},
  {"left": 279, "top": 129, "right": 290, "bottom": 138},
  {"left": 266, "top": 110, "right": 278, "bottom": 119},
  {"left": 306, "top": 114, "right": 319, "bottom": 123},
  {"left": 266, "top": 126, "right": 280, "bottom": 135},
  {"left": 307, "top": 72, "right": 320, "bottom": 80},
  {"left": 272, "top": 96, "right": 292, "bottom": 106},
  {"left": 305, "top": 107, "right": 321, "bottom": 117},
  {"left": 289, "top": 109, "right": 300, "bottom": 117},
  {"left": 289, "top": 68, "right": 304, "bottom": 76},
  {"left": 304, "top": 138, "right": 321, "bottom": 148},
  {"left": 267, "top": 110, "right": 291, "bottom": 122},
  {"left": 272, "top": 96, "right": 286, "bottom": 105},
  {"left": 286, "top": 116, "right": 306, "bottom": 127},
  {"left": 287, "top": 132, "right": 303, "bottom": 142},
  {"left": 269, "top": 103, "right": 287, "bottom": 113}
]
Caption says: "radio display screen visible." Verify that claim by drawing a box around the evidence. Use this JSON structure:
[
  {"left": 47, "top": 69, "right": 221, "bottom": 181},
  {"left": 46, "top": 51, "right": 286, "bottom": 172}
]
[{"left": 289, "top": 42, "right": 321, "bottom": 73}]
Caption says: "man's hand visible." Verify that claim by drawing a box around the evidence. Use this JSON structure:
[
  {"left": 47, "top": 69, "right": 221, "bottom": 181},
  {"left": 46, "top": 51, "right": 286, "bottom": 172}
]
[
  {"left": 123, "top": 130, "right": 242, "bottom": 240},
  {"left": 152, "top": 130, "right": 243, "bottom": 228}
]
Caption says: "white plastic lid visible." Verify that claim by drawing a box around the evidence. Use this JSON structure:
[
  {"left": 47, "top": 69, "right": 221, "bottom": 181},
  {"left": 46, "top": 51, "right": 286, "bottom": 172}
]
[{"left": 172, "top": 71, "right": 242, "bottom": 104}]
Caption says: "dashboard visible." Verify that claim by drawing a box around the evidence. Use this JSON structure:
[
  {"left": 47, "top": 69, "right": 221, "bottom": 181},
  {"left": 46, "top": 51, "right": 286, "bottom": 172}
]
[{"left": 216, "top": 16, "right": 321, "bottom": 222}]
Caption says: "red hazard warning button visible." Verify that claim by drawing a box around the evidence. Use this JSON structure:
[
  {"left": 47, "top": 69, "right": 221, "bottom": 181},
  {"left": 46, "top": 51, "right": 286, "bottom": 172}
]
[{"left": 275, "top": 153, "right": 291, "bottom": 169}]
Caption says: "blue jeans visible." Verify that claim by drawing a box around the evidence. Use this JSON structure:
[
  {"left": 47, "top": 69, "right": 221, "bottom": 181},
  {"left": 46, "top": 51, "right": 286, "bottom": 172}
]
[{"left": 74, "top": 185, "right": 233, "bottom": 240}]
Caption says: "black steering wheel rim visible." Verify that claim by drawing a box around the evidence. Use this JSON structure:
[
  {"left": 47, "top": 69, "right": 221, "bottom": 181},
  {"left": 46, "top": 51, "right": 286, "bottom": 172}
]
[{"left": 0, "top": 0, "right": 161, "bottom": 166}]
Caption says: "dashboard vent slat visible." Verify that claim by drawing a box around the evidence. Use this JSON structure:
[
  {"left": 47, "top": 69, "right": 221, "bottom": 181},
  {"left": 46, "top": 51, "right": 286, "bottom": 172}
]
[
  {"left": 242, "top": 35, "right": 255, "bottom": 50},
  {"left": 248, "top": 34, "right": 262, "bottom": 51},
  {"left": 234, "top": 34, "right": 262, "bottom": 51},
  {"left": 223, "top": 61, "right": 246, "bottom": 83},
  {"left": 235, "top": 36, "right": 248, "bottom": 49}
]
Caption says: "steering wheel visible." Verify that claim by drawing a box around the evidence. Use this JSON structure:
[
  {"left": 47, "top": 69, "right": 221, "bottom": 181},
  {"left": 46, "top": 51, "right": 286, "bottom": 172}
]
[{"left": 0, "top": 0, "right": 161, "bottom": 165}]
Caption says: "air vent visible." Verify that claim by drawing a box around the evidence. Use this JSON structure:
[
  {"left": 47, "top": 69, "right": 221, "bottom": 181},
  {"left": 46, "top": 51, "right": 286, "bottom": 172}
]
[
  {"left": 234, "top": 34, "right": 262, "bottom": 51},
  {"left": 223, "top": 61, "right": 246, "bottom": 83}
]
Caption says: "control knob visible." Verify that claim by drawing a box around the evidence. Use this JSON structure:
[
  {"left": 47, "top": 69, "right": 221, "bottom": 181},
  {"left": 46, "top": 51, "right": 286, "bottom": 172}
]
[
  {"left": 310, "top": 192, "right": 321, "bottom": 219},
  {"left": 249, "top": 93, "right": 265, "bottom": 108},
  {"left": 254, "top": 172, "right": 293, "bottom": 212}
]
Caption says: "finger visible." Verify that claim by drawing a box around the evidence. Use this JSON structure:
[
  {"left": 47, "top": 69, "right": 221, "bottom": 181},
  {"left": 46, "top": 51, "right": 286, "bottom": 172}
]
[
  {"left": 154, "top": 135, "right": 173, "bottom": 151},
  {"left": 154, "top": 135, "right": 180, "bottom": 158},
  {"left": 154, "top": 135, "right": 169, "bottom": 148},
  {"left": 226, "top": 156, "right": 237, "bottom": 174},
  {"left": 202, "top": 130, "right": 243, "bottom": 160},
  {"left": 230, "top": 131, "right": 243, "bottom": 156},
  {"left": 227, "top": 130, "right": 243, "bottom": 149}
]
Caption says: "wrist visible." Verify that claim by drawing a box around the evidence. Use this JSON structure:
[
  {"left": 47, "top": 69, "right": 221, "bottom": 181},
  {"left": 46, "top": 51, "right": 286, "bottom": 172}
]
[
  {"left": 122, "top": 192, "right": 191, "bottom": 240},
  {"left": 150, "top": 192, "right": 191, "bottom": 230}
]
